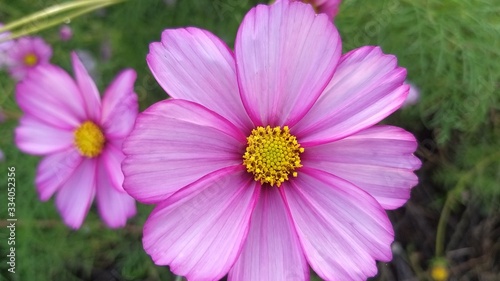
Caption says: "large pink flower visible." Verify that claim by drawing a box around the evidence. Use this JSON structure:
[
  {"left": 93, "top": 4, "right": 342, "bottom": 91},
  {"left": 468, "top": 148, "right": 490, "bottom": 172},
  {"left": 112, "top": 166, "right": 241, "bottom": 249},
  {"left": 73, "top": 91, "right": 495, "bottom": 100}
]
[
  {"left": 6, "top": 36, "right": 52, "bottom": 80},
  {"left": 123, "top": 1, "right": 420, "bottom": 280},
  {"left": 15, "top": 52, "right": 137, "bottom": 229}
]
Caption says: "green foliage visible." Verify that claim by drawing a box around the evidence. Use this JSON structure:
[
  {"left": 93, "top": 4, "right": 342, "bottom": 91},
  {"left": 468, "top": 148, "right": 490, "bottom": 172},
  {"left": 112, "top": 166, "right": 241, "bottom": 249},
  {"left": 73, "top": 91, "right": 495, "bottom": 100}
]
[
  {"left": 338, "top": 0, "right": 500, "bottom": 144},
  {"left": 338, "top": 0, "right": 500, "bottom": 204}
]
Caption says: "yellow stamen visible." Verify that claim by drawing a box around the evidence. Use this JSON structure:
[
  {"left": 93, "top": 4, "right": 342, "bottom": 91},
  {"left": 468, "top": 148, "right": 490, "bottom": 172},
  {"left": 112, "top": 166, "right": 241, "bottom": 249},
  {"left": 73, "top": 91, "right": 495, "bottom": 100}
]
[
  {"left": 74, "top": 121, "right": 105, "bottom": 158},
  {"left": 243, "top": 125, "right": 304, "bottom": 187},
  {"left": 23, "top": 53, "right": 38, "bottom": 66}
]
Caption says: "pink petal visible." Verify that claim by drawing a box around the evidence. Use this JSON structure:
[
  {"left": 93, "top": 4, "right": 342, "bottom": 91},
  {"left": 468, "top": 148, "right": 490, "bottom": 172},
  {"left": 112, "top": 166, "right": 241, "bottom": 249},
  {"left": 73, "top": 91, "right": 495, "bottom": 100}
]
[
  {"left": 100, "top": 141, "right": 126, "bottom": 192},
  {"left": 71, "top": 52, "right": 101, "bottom": 121},
  {"left": 15, "top": 64, "right": 85, "bottom": 129},
  {"left": 16, "top": 115, "right": 74, "bottom": 155},
  {"left": 101, "top": 69, "right": 138, "bottom": 139},
  {"left": 122, "top": 99, "right": 246, "bottom": 204},
  {"left": 235, "top": 1, "right": 341, "bottom": 126},
  {"left": 303, "top": 126, "right": 421, "bottom": 209},
  {"left": 96, "top": 157, "right": 136, "bottom": 228},
  {"left": 283, "top": 168, "right": 394, "bottom": 280},
  {"left": 143, "top": 167, "right": 259, "bottom": 280},
  {"left": 229, "top": 187, "right": 308, "bottom": 281},
  {"left": 35, "top": 148, "right": 83, "bottom": 201},
  {"left": 293, "top": 46, "right": 409, "bottom": 145},
  {"left": 55, "top": 158, "right": 97, "bottom": 229},
  {"left": 310, "top": 0, "right": 342, "bottom": 19},
  {"left": 147, "top": 27, "right": 253, "bottom": 132}
]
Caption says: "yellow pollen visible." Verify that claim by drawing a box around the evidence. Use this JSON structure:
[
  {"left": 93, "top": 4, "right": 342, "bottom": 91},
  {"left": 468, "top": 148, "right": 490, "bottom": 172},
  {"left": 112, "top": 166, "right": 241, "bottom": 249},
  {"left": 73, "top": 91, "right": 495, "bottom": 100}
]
[
  {"left": 74, "top": 121, "right": 105, "bottom": 158},
  {"left": 23, "top": 53, "right": 38, "bottom": 67},
  {"left": 243, "top": 125, "right": 304, "bottom": 187}
]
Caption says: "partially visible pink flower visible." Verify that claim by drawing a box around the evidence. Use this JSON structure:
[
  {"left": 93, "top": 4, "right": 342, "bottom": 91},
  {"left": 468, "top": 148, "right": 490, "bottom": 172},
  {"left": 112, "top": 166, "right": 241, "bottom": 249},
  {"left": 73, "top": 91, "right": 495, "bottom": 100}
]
[
  {"left": 15, "top": 52, "right": 138, "bottom": 229},
  {"left": 6, "top": 36, "right": 52, "bottom": 80},
  {"left": 0, "top": 149, "right": 4, "bottom": 162},
  {"left": 59, "top": 25, "right": 73, "bottom": 41},
  {"left": 100, "top": 38, "right": 113, "bottom": 61},
  {"left": 75, "top": 49, "right": 99, "bottom": 80},
  {"left": 277, "top": 0, "right": 342, "bottom": 19},
  {"left": 0, "top": 23, "right": 14, "bottom": 69},
  {"left": 402, "top": 81, "right": 420, "bottom": 107},
  {"left": 123, "top": 1, "right": 420, "bottom": 280}
]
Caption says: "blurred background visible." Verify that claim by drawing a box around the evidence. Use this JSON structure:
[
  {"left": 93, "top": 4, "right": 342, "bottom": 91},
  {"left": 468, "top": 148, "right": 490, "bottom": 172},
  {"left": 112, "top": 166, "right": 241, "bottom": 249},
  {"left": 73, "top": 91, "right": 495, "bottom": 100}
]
[{"left": 0, "top": 0, "right": 498, "bottom": 280}]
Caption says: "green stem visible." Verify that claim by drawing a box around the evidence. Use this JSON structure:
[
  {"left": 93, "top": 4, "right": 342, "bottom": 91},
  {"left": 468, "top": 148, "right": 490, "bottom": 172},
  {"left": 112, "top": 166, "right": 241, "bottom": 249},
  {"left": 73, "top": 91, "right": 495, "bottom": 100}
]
[
  {"left": 0, "top": 0, "right": 125, "bottom": 40},
  {"left": 0, "top": 0, "right": 113, "bottom": 33},
  {"left": 435, "top": 192, "right": 454, "bottom": 257},
  {"left": 8, "top": 0, "right": 123, "bottom": 40}
]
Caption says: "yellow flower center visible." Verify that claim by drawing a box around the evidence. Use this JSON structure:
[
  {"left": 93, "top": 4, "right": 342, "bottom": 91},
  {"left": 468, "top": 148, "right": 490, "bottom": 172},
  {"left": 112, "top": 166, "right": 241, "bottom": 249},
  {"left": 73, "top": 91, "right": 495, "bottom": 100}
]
[
  {"left": 74, "top": 121, "right": 105, "bottom": 158},
  {"left": 431, "top": 265, "right": 449, "bottom": 281},
  {"left": 23, "top": 53, "right": 38, "bottom": 67},
  {"left": 243, "top": 125, "right": 304, "bottom": 187}
]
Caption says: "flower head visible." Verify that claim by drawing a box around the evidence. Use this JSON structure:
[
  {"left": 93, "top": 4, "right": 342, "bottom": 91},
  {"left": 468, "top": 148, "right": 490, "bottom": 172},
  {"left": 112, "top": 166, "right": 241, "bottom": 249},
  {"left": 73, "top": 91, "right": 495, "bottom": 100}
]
[
  {"left": 0, "top": 23, "right": 14, "bottom": 69},
  {"left": 277, "top": 0, "right": 342, "bottom": 19},
  {"left": 59, "top": 25, "right": 73, "bottom": 41},
  {"left": 6, "top": 36, "right": 52, "bottom": 80},
  {"left": 15, "top": 52, "right": 138, "bottom": 229},
  {"left": 402, "top": 81, "right": 420, "bottom": 107},
  {"left": 123, "top": 1, "right": 420, "bottom": 280}
]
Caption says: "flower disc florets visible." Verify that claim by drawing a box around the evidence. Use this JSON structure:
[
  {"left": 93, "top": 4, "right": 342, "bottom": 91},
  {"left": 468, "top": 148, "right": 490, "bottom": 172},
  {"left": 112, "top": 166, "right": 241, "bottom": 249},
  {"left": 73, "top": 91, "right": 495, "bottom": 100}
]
[
  {"left": 74, "top": 121, "right": 105, "bottom": 158},
  {"left": 23, "top": 53, "right": 38, "bottom": 66},
  {"left": 243, "top": 125, "right": 304, "bottom": 187}
]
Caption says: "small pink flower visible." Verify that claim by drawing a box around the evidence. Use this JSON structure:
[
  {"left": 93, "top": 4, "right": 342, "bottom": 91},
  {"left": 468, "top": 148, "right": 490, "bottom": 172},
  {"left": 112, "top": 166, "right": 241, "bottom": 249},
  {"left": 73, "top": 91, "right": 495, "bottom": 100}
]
[
  {"left": 277, "top": 0, "right": 342, "bottom": 19},
  {"left": 0, "top": 23, "right": 14, "bottom": 69},
  {"left": 124, "top": 2, "right": 420, "bottom": 280},
  {"left": 59, "top": 25, "right": 73, "bottom": 41},
  {"left": 15, "top": 52, "right": 138, "bottom": 229},
  {"left": 6, "top": 36, "right": 52, "bottom": 80},
  {"left": 402, "top": 81, "right": 420, "bottom": 107}
]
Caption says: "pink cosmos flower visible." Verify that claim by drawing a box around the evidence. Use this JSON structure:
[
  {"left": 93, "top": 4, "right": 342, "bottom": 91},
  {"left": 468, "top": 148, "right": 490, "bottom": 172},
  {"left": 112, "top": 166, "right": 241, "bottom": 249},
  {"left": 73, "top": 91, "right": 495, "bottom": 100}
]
[
  {"left": 123, "top": 1, "right": 420, "bottom": 280},
  {"left": 277, "top": 0, "right": 342, "bottom": 19},
  {"left": 15, "top": 52, "right": 137, "bottom": 229},
  {"left": 402, "top": 81, "right": 420, "bottom": 108},
  {"left": 59, "top": 25, "right": 73, "bottom": 41},
  {"left": 6, "top": 36, "right": 52, "bottom": 80},
  {"left": 0, "top": 23, "right": 14, "bottom": 69}
]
